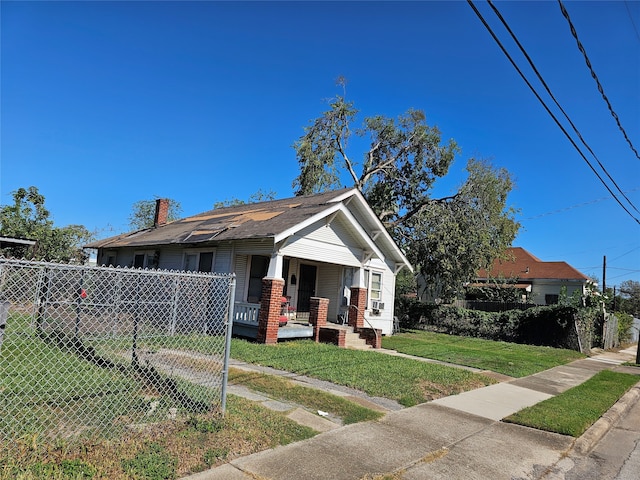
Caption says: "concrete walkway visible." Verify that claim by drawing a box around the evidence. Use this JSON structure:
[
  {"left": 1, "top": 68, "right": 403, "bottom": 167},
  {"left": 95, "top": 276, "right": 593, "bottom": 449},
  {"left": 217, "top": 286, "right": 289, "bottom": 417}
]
[{"left": 184, "top": 345, "right": 639, "bottom": 480}]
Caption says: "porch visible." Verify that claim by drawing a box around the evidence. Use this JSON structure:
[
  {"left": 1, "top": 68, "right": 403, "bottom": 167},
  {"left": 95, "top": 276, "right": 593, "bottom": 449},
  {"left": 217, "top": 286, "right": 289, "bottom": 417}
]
[
  {"left": 232, "top": 298, "right": 380, "bottom": 349},
  {"left": 232, "top": 302, "right": 314, "bottom": 340}
]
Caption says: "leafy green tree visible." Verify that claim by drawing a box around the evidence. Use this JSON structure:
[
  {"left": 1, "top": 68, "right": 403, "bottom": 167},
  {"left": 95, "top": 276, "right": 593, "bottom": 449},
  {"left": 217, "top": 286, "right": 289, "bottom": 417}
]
[
  {"left": 618, "top": 280, "right": 640, "bottom": 316},
  {"left": 212, "top": 189, "right": 277, "bottom": 209},
  {"left": 293, "top": 94, "right": 520, "bottom": 301},
  {"left": 394, "top": 268, "right": 417, "bottom": 298},
  {"left": 0, "top": 186, "right": 93, "bottom": 262},
  {"left": 128, "top": 197, "right": 182, "bottom": 231}
]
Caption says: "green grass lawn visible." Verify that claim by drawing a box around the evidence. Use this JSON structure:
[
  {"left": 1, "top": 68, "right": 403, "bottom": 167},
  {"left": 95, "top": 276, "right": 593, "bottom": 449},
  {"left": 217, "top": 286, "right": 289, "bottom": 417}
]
[
  {"left": 505, "top": 370, "right": 639, "bottom": 437},
  {"left": 229, "top": 339, "right": 496, "bottom": 406},
  {"left": 382, "top": 330, "right": 585, "bottom": 377},
  {"left": 228, "top": 367, "right": 383, "bottom": 424}
]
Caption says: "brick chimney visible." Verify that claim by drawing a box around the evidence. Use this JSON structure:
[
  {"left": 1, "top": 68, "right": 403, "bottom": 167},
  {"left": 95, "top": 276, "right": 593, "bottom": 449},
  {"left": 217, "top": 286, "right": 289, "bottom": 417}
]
[{"left": 154, "top": 198, "right": 169, "bottom": 227}]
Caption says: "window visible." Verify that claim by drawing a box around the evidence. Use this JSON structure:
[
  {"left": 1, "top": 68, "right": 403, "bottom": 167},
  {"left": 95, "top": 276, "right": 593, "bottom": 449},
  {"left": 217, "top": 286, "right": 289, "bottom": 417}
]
[
  {"left": 183, "top": 250, "right": 215, "bottom": 272},
  {"left": 364, "top": 269, "right": 383, "bottom": 309},
  {"left": 370, "top": 271, "right": 382, "bottom": 302},
  {"left": 247, "top": 255, "right": 269, "bottom": 303},
  {"left": 545, "top": 294, "right": 559, "bottom": 305},
  {"left": 104, "top": 252, "right": 117, "bottom": 267},
  {"left": 133, "top": 251, "right": 158, "bottom": 269}
]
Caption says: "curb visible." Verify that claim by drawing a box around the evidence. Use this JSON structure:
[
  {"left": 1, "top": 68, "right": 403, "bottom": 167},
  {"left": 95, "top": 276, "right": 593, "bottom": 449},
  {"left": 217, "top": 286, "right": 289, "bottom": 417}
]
[{"left": 571, "top": 381, "right": 640, "bottom": 455}]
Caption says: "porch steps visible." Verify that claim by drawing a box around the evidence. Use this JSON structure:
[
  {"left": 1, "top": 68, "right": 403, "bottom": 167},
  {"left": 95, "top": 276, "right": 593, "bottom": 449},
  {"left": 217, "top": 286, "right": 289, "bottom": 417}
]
[
  {"left": 324, "top": 323, "right": 373, "bottom": 350},
  {"left": 344, "top": 330, "right": 372, "bottom": 350}
]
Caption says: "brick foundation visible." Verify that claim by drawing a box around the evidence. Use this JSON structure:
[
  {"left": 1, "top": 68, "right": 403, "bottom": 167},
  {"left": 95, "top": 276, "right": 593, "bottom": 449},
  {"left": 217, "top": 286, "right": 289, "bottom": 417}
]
[
  {"left": 256, "top": 278, "right": 285, "bottom": 344},
  {"left": 318, "top": 327, "right": 346, "bottom": 347}
]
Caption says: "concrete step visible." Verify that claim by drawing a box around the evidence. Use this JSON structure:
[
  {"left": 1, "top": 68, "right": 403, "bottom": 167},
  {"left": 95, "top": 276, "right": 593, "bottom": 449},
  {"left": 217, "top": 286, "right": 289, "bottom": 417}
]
[{"left": 344, "top": 332, "right": 371, "bottom": 350}]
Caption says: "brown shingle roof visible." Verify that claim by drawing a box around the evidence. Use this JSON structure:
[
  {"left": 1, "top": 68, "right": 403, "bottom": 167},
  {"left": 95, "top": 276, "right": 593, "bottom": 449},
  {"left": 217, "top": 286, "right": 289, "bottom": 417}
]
[
  {"left": 477, "top": 247, "right": 589, "bottom": 281},
  {"left": 85, "top": 189, "right": 356, "bottom": 249}
]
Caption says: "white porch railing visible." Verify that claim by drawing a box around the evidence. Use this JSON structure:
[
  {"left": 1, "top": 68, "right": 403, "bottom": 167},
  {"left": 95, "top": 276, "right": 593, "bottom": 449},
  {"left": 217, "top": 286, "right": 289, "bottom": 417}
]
[{"left": 234, "top": 302, "right": 260, "bottom": 325}]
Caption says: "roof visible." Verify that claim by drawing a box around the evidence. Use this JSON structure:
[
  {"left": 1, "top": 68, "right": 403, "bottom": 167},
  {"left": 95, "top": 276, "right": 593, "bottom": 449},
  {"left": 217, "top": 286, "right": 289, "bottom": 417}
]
[
  {"left": 0, "top": 236, "right": 37, "bottom": 247},
  {"left": 85, "top": 188, "right": 412, "bottom": 270},
  {"left": 477, "top": 247, "right": 589, "bottom": 282}
]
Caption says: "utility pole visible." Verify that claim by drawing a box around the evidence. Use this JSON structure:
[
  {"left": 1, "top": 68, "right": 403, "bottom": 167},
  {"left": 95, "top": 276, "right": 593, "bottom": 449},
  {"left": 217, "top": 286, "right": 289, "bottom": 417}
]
[
  {"left": 613, "top": 286, "right": 616, "bottom": 311},
  {"left": 602, "top": 255, "right": 606, "bottom": 295}
]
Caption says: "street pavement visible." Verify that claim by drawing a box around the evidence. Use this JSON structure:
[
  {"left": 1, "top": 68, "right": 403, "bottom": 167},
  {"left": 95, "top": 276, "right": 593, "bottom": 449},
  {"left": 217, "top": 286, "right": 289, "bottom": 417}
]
[{"left": 183, "top": 344, "right": 639, "bottom": 480}]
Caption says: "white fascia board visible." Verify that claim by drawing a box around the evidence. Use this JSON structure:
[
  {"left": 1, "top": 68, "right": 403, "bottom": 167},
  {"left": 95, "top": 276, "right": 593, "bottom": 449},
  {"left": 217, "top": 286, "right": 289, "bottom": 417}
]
[
  {"left": 274, "top": 203, "right": 385, "bottom": 263},
  {"left": 338, "top": 205, "right": 386, "bottom": 262},
  {"left": 0, "top": 236, "right": 36, "bottom": 246},
  {"left": 274, "top": 202, "right": 344, "bottom": 245},
  {"left": 347, "top": 190, "right": 413, "bottom": 272},
  {"left": 326, "top": 188, "right": 359, "bottom": 204}
]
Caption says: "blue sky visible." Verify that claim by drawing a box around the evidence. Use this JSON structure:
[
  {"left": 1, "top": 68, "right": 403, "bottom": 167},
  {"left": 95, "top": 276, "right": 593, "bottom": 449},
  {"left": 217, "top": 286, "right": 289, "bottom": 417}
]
[{"left": 1, "top": 1, "right": 639, "bottom": 288}]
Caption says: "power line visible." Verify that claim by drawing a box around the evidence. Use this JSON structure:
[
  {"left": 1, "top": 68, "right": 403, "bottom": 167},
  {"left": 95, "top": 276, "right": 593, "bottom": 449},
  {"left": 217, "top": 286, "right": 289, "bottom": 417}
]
[
  {"left": 624, "top": 0, "right": 640, "bottom": 43},
  {"left": 610, "top": 246, "right": 640, "bottom": 262},
  {"left": 524, "top": 189, "right": 640, "bottom": 220},
  {"left": 466, "top": 0, "right": 640, "bottom": 225},
  {"left": 486, "top": 0, "right": 639, "bottom": 215},
  {"left": 558, "top": 0, "right": 640, "bottom": 161}
]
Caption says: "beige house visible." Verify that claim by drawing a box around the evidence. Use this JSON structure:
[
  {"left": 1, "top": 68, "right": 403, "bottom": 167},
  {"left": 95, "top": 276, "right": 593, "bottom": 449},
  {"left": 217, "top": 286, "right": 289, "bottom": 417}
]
[{"left": 472, "top": 247, "right": 591, "bottom": 305}]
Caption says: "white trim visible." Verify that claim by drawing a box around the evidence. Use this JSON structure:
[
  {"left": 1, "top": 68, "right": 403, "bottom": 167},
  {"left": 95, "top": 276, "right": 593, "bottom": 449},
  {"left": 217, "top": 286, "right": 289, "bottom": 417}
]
[
  {"left": 274, "top": 202, "right": 343, "bottom": 244},
  {"left": 182, "top": 248, "right": 216, "bottom": 272},
  {"left": 348, "top": 190, "right": 412, "bottom": 272},
  {"left": 133, "top": 250, "right": 158, "bottom": 269},
  {"left": 275, "top": 203, "right": 387, "bottom": 265},
  {"left": 0, "top": 236, "right": 36, "bottom": 246}
]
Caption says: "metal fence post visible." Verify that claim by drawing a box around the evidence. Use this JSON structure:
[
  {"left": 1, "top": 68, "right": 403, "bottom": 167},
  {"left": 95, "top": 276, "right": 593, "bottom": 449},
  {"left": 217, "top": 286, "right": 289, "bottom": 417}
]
[
  {"left": 220, "top": 275, "right": 236, "bottom": 414},
  {"left": 0, "top": 300, "right": 9, "bottom": 350}
]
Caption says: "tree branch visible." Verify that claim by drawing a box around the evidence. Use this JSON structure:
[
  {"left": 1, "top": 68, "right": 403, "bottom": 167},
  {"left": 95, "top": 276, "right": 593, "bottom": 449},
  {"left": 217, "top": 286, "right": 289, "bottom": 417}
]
[{"left": 387, "top": 193, "right": 460, "bottom": 228}]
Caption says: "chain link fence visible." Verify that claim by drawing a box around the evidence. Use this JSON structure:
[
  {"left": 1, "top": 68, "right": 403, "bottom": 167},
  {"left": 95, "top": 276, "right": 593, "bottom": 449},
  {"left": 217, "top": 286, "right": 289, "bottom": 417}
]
[{"left": 0, "top": 257, "right": 235, "bottom": 448}]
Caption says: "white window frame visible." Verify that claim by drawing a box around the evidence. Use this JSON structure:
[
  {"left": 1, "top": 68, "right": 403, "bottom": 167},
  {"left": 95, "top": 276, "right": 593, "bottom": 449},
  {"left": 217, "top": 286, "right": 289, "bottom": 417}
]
[
  {"left": 364, "top": 269, "right": 383, "bottom": 310},
  {"left": 182, "top": 248, "right": 216, "bottom": 272},
  {"left": 133, "top": 250, "right": 158, "bottom": 269}
]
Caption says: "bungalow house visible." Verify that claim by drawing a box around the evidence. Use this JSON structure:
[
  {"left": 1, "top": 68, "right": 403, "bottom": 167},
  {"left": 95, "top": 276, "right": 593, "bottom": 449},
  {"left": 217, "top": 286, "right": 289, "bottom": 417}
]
[
  {"left": 85, "top": 188, "right": 412, "bottom": 346},
  {"left": 470, "top": 247, "right": 591, "bottom": 305}
]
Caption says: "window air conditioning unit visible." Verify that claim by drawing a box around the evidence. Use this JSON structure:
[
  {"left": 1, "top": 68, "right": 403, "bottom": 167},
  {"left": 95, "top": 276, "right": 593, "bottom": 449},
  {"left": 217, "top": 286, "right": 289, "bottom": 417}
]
[{"left": 372, "top": 300, "right": 385, "bottom": 311}]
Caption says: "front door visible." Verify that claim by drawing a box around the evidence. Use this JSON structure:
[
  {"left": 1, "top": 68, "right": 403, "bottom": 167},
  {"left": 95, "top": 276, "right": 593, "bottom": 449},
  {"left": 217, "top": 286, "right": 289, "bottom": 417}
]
[{"left": 296, "top": 264, "right": 317, "bottom": 313}]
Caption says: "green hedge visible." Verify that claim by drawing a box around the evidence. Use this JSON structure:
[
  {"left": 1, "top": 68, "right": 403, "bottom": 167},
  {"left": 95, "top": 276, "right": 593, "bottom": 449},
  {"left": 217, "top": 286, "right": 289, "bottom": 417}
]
[{"left": 395, "top": 297, "right": 584, "bottom": 350}]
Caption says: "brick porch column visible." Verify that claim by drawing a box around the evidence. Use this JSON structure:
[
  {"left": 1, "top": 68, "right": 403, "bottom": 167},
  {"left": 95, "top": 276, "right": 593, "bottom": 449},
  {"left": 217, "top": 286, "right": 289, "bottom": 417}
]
[
  {"left": 348, "top": 287, "right": 367, "bottom": 329},
  {"left": 256, "top": 278, "right": 285, "bottom": 344},
  {"left": 309, "top": 297, "right": 329, "bottom": 342}
]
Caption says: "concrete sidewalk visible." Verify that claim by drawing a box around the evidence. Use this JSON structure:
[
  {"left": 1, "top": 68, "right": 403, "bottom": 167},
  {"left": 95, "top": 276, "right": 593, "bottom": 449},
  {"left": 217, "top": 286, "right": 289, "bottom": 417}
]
[{"left": 184, "top": 345, "right": 639, "bottom": 480}]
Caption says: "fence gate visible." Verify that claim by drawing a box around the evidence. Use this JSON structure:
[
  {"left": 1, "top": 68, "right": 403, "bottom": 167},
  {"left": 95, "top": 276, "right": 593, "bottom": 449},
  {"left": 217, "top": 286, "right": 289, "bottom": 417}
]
[
  {"left": 602, "top": 313, "right": 619, "bottom": 350},
  {"left": 0, "top": 257, "right": 235, "bottom": 447}
]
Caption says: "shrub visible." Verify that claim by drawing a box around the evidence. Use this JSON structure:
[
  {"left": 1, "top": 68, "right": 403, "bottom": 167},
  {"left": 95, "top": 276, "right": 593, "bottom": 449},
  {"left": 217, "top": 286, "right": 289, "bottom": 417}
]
[
  {"left": 615, "top": 312, "right": 634, "bottom": 344},
  {"left": 395, "top": 298, "right": 582, "bottom": 350}
]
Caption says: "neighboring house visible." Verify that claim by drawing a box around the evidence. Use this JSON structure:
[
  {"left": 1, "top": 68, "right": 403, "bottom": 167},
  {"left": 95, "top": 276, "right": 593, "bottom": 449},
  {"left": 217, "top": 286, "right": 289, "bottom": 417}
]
[
  {"left": 85, "top": 188, "right": 412, "bottom": 344},
  {"left": 470, "top": 247, "right": 591, "bottom": 305},
  {"left": 0, "top": 236, "right": 37, "bottom": 257}
]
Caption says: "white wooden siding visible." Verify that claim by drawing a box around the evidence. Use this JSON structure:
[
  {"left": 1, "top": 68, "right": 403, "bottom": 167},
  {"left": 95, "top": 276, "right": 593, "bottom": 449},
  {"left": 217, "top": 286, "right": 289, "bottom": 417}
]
[
  {"left": 282, "top": 217, "right": 364, "bottom": 267},
  {"left": 531, "top": 281, "right": 585, "bottom": 305},
  {"left": 233, "top": 239, "right": 274, "bottom": 256},
  {"left": 214, "top": 244, "right": 233, "bottom": 273},
  {"left": 158, "top": 247, "right": 185, "bottom": 270},
  {"left": 362, "top": 259, "right": 396, "bottom": 335}
]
